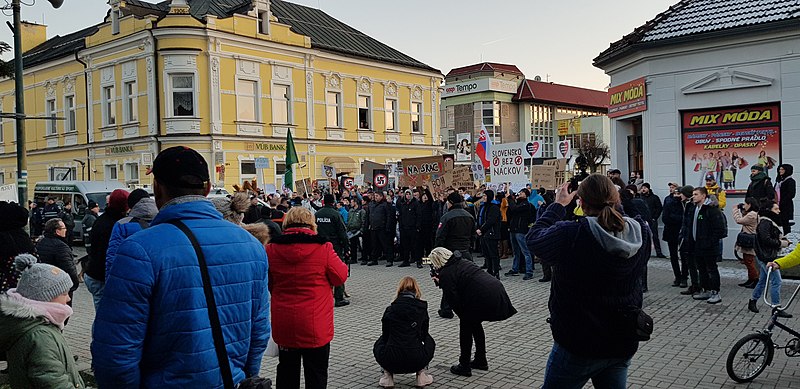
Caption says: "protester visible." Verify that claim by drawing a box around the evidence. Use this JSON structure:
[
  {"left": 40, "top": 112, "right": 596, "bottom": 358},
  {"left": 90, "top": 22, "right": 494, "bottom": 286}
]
[
  {"left": 419, "top": 189, "right": 436, "bottom": 262},
  {"left": 316, "top": 194, "right": 351, "bottom": 307},
  {"left": 347, "top": 199, "right": 366, "bottom": 265},
  {"left": 374, "top": 276, "right": 435, "bottom": 388},
  {"left": 84, "top": 189, "right": 128, "bottom": 309},
  {"left": 368, "top": 191, "right": 394, "bottom": 266},
  {"left": 747, "top": 165, "right": 776, "bottom": 206},
  {"left": 733, "top": 198, "right": 760, "bottom": 289},
  {"left": 434, "top": 192, "right": 476, "bottom": 319},
  {"left": 266, "top": 207, "right": 348, "bottom": 389},
  {"left": 775, "top": 164, "right": 796, "bottom": 234},
  {"left": 36, "top": 218, "right": 79, "bottom": 307},
  {"left": 79, "top": 200, "right": 100, "bottom": 283},
  {"left": 677, "top": 186, "right": 703, "bottom": 296},
  {"left": 104, "top": 189, "right": 158, "bottom": 278},
  {"left": 92, "top": 146, "right": 270, "bottom": 388},
  {"left": 680, "top": 187, "right": 727, "bottom": 304},
  {"left": 704, "top": 174, "right": 727, "bottom": 209},
  {"left": 528, "top": 187, "right": 546, "bottom": 209},
  {"left": 361, "top": 196, "right": 373, "bottom": 264},
  {"left": 59, "top": 201, "right": 76, "bottom": 246},
  {"left": 0, "top": 202, "right": 35, "bottom": 293},
  {"left": 749, "top": 201, "right": 790, "bottom": 316},
  {"left": 428, "top": 247, "right": 516, "bottom": 377},
  {"left": 498, "top": 192, "right": 511, "bottom": 260},
  {"left": 527, "top": 175, "right": 650, "bottom": 388},
  {"left": 476, "top": 190, "right": 502, "bottom": 278},
  {"left": 0, "top": 255, "right": 84, "bottom": 388},
  {"left": 662, "top": 185, "right": 686, "bottom": 287},
  {"left": 398, "top": 189, "right": 422, "bottom": 267},
  {"left": 640, "top": 183, "right": 665, "bottom": 258},
  {"left": 506, "top": 189, "right": 535, "bottom": 280},
  {"left": 243, "top": 195, "right": 262, "bottom": 224}
]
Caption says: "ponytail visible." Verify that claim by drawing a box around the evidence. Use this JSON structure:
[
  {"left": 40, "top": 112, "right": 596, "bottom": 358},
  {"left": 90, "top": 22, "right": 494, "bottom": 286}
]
[{"left": 597, "top": 205, "right": 625, "bottom": 233}]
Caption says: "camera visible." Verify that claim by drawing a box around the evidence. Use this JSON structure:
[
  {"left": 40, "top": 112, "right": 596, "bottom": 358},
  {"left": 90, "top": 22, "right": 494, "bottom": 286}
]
[{"left": 422, "top": 257, "right": 440, "bottom": 287}]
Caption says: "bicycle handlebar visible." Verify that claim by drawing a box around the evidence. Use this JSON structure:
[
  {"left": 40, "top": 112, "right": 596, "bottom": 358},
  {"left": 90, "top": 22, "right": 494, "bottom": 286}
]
[{"left": 763, "top": 267, "right": 800, "bottom": 312}]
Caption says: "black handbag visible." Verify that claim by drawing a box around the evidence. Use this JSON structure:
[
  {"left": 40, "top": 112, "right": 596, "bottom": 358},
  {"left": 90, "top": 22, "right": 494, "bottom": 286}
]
[
  {"left": 635, "top": 309, "right": 654, "bottom": 341},
  {"left": 736, "top": 232, "right": 756, "bottom": 249},
  {"left": 170, "top": 220, "right": 272, "bottom": 389}
]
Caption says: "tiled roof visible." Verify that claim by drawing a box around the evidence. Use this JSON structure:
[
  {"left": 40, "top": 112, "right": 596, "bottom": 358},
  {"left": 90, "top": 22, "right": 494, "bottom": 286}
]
[
  {"left": 21, "top": 25, "right": 99, "bottom": 69},
  {"left": 445, "top": 62, "right": 524, "bottom": 78},
  {"left": 122, "top": 0, "right": 252, "bottom": 20},
  {"left": 513, "top": 79, "right": 608, "bottom": 110},
  {"left": 270, "top": 0, "right": 437, "bottom": 72},
  {"left": 595, "top": 0, "right": 800, "bottom": 66}
]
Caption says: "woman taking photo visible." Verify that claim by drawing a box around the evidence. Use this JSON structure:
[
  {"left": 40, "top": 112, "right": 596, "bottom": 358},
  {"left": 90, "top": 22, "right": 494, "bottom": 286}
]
[
  {"left": 749, "top": 201, "right": 790, "bottom": 316},
  {"left": 266, "top": 207, "right": 349, "bottom": 389},
  {"left": 373, "top": 276, "right": 435, "bottom": 388},
  {"left": 527, "top": 174, "right": 651, "bottom": 388},
  {"left": 733, "top": 198, "right": 760, "bottom": 289}
]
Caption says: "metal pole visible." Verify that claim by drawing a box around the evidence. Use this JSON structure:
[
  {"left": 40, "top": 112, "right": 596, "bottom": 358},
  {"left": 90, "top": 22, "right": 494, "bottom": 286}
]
[{"left": 12, "top": 0, "right": 27, "bottom": 205}]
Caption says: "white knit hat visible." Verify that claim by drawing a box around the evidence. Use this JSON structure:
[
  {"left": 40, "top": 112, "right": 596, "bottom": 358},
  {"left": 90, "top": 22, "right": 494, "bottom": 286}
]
[{"left": 14, "top": 254, "right": 73, "bottom": 302}]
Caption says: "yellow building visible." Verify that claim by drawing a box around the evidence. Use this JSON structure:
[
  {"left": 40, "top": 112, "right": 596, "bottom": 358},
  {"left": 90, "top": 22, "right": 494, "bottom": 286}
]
[{"left": 0, "top": 0, "right": 443, "bottom": 195}]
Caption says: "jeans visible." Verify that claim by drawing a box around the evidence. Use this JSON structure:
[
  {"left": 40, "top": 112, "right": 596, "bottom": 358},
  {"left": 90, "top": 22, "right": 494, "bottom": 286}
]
[
  {"left": 542, "top": 342, "right": 631, "bottom": 389},
  {"left": 458, "top": 319, "right": 486, "bottom": 366},
  {"left": 752, "top": 259, "right": 782, "bottom": 304},
  {"left": 84, "top": 274, "right": 104, "bottom": 310},
  {"left": 696, "top": 254, "right": 721, "bottom": 292},
  {"left": 510, "top": 232, "right": 533, "bottom": 275},
  {"left": 277, "top": 343, "right": 330, "bottom": 389}
]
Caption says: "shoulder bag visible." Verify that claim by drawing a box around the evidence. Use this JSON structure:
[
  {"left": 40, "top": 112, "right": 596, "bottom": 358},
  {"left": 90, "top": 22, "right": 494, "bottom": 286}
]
[{"left": 169, "top": 220, "right": 272, "bottom": 389}]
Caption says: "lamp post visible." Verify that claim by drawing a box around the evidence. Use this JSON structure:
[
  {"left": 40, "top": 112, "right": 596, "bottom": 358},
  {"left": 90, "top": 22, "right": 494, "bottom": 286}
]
[{"left": 10, "top": 0, "right": 64, "bottom": 205}]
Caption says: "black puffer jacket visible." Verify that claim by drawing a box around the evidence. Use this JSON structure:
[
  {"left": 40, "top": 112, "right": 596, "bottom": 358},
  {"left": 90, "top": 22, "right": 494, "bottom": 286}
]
[
  {"left": 679, "top": 202, "right": 727, "bottom": 256},
  {"left": 397, "top": 198, "right": 422, "bottom": 231},
  {"left": 755, "top": 212, "right": 784, "bottom": 262},
  {"left": 85, "top": 207, "right": 126, "bottom": 281},
  {"left": 747, "top": 173, "right": 776, "bottom": 205},
  {"left": 776, "top": 164, "right": 795, "bottom": 228},
  {"left": 36, "top": 233, "right": 78, "bottom": 292},
  {"left": 661, "top": 195, "right": 685, "bottom": 243},
  {"left": 373, "top": 292, "right": 435, "bottom": 374},
  {"left": 368, "top": 200, "right": 392, "bottom": 232},
  {"left": 438, "top": 255, "right": 516, "bottom": 322},
  {"left": 0, "top": 202, "right": 35, "bottom": 293},
  {"left": 477, "top": 202, "right": 502, "bottom": 239},
  {"left": 435, "top": 204, "right": 475, "bottom": 259},
  {"left": 507, "top": 198, "right": 534, "bottom": 233},
  {"left": 640, "top": 192, "right": 662, "bottom": 222}
]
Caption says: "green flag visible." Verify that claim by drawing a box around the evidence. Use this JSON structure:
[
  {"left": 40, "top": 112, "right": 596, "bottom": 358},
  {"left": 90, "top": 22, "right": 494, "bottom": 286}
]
[{"left": 284, "top": 131, "right": 299, "bottom": 191}]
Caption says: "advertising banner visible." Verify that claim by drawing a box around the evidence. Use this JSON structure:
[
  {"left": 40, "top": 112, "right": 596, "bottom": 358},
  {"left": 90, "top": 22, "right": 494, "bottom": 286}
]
[
  {"left": 557, "top": 118, "right": 581, "bottom": 136},
  {"left": 682, "top": 103, "right": 781, "bottom": 193},
  {"left": 608, "top": 77, "right": 647, "bottom": 118},
  {"left": 456, "top": 133, "right": 472, "bottom": 162},
  {"left": 490, "top": 142, "right": 526, "bottom": 183}
]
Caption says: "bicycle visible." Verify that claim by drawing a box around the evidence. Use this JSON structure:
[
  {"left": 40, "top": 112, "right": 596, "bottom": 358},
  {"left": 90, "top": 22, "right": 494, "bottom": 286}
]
[{"left": 725, "top": 268, "right": 800, "bottom": 382}]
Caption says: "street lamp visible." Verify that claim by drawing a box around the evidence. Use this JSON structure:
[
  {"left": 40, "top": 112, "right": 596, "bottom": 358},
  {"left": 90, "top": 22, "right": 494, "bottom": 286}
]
[
  {"left": 72, "top": 159, "right": 85, "bottom": 180},
  {"left": 9, "top": 0, "right": 64, "bottom": 205}
]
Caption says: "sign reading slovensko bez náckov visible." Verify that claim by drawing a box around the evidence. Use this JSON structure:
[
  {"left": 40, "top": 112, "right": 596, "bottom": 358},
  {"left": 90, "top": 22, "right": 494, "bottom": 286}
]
[{"left": 608, "top": 77, "right": 646, "bottom": 118}]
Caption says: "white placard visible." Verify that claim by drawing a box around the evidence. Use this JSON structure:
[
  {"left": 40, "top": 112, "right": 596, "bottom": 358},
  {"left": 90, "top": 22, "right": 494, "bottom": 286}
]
[
  {"left": 471, "top": 160, "right": 485, "bottom": 182},
  {"left": 489, "top": 142, "right": 526, "bottom": 183}
]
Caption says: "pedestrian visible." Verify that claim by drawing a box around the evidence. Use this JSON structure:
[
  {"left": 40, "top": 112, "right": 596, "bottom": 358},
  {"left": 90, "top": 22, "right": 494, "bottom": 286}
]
[
  {"left": 704, "top": 175, "right": 727, "bottom": 209},
  {"left": 419, "top": 189, "right": 436, "bottom": 264},
  {"left": 528, "top": 187, "right": 546, "bottom": 209},
  {"left": 368, "top": 191, "right": 394, "bottom": 266},
  {"left": 315, "top": 194, "right": 351, "bottom": 307},
  {"left": 374, "top": 276, "right": 435, "bottom": 388},
  {"left": 662, "top": 184, "right": 686, "bottom": 287},
  {"left": 747, "top": 165, "right": 776, "bottom": 206},
  {"left": 733, "top": 198, "right": 760, "bottom": 289},
  {"left": 266, "top": 207, "right": 348, "bottom": 389},
  {"left": 92, "top": 146, "right": 270, "bottom": 388},
  {"left": 104, "top": 189, "right": 158, "bottom": 278},
  {"left": 243, "top": 194, "right": 261, "bottom": 224},
  {"left": 0, "top": 201, "right": 36, "bottom": 293},
  {"left": 677, "top": 186, "right": 702, "bottom": 296},
  {"left": 398, "top": 189, "right": 422, "bottom": 267},
  {"left": 498, "top": 192, "right": 512, "bottom": 260},
  {"left": 681, "top": 187, "right": 727, "bottom": 304},
  {"left": 527, "top": 175, "right": 650, "bottom": 388},
  {"left": 347, "top": 198, "right": 366, "bottom": 265},
  {"left": 506, "top": 189, "right": 535, "bottom": 280},
  {"left": 775, "top": 164, "right": 796, "bottom": 234},
  {"left": 428, "top": 247, "right": 516, "bottom": 377},
  {"left": 84, "top": 189, "right": 128, "bottom": 309},
  {"left": 79, "top": 200, "right": 100, "bottom": 283},
  {"left": 360, "top": 195, "right": 372, "bottom": 264},
  {"left": 434, "top": 192, "right": 476, "bottom": 319},
  {"left": 640, "top": 183, "right": 665, "bottom": 258},
  {"left": 58, "top": 201, "right": 76, "bottom": 246},
  {"left": 476, "top": 190, "right": 502, "bottom": 278},
  {"left": 36, "top": 218, "right": 79, "bottom": 309},
  {"left": 0, "top": 255, "right": 85, "bottom": 389},
  {"left": 749, "top": 201, "right": 791, "bottom": 316},
  {"left": 608, "top": 168, "right": 626, "bottom": 188}
]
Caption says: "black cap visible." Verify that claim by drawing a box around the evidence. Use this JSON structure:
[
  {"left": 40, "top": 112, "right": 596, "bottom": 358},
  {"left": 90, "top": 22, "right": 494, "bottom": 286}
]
[
  {"left": 149, "top": 146, "right": 209, "bottom": 188},
  {"left": 323, "top": 194, "right": 336, "bottom": 205},
  {"left": 641, "top": 183, "right": 651, "bottom": 190},
  {"left": 88, "top": 200, "right": 99, "bottom": 209},
  {"left": 127, "top": 189, "right": 150, "bottom": 209}
]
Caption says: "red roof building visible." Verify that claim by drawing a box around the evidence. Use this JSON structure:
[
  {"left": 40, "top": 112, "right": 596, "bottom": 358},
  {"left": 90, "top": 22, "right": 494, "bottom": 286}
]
[{"left": 513, "top": 80, "right": 608, "bottom": 111}]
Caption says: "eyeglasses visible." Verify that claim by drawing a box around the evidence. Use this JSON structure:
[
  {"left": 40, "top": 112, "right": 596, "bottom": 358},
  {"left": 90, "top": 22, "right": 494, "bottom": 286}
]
[{"left": 57, "top": 227, "right": 67, "bottom": 230}]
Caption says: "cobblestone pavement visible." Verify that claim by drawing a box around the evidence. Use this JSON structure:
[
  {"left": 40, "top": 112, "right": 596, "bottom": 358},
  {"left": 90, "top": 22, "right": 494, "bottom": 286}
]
[{"left": 6, "top": 248, "right": 800, "bottom": 388}]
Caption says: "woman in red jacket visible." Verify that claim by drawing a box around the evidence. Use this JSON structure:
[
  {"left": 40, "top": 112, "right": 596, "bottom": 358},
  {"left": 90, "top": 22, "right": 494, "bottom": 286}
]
[{"left": 266, "top": 207, "right": 349, "bottom": 389}]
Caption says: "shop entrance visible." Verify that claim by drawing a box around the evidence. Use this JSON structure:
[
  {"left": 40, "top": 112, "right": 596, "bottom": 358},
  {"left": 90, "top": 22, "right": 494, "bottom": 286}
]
[{"left": 615, "top": 116, "right": 644, "bottom": 179}]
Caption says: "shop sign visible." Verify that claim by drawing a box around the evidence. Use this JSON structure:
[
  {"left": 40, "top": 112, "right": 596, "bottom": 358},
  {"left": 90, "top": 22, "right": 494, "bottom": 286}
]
[
  {"left": 106, "top": 145, "right": 135, "bottom": 155},
  {"left": 442, "top": 78, "right": 519, "bottom": 98},
  {"left": 557, "top": 118, "right": 581, "bottom": 136},
  {"left": 681, "top": 103, "right": 781, "bottom": 194},
  {"left": 245, "top": 142, "right": 286, "bottom": 152},
  {"left": 608, "top": 77, "right": 647, "bottom": 118}
]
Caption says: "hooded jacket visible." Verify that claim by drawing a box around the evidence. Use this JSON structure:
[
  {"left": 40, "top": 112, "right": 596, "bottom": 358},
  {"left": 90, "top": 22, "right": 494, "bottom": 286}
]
[
  {"left": 85, "top": 206, "right": 127, "bottom": 281},
  {"left": 0, "top": 292, "right": 84, "bottom": 389},
  {"left": 104, "top": 197, "right": 159, "bottom": 279},
  {"left": 434, "top": 203, "right": 475, "bottom": 259},
  {"left": 747, "top": 171, "right": 776, "bottom": 205},
  {"left": 373, "top": 292, "right": 436, "bottom": 374},
  {"left": 776, "top": 164, "right": 796, "bottom": 227},
  {"left": 0, "top": 202, "right": 35, "bottom": 293},
  {"left": 755, "top": 211, "right": 784, "bottom": 262},
  {"left": 91, "top": 198, "right": 270, "bottom": 389},
  {"left": 527, "top": 203, "right": 650, "bottom": 359},
  {"left": 398, "top": 197, "right": 422, "bottom": 231},
  {"left": 36, "top": 233, "right": 79, "bottom": 293}
]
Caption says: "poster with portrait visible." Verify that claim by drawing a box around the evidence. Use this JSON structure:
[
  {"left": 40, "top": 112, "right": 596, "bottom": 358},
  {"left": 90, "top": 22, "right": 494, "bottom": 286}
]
[
  {"left": 681, "top": 103, "right": 781, "bottom": 194},
  {"left": 456, "top": 133, "right": 472, "bottom": 162}
]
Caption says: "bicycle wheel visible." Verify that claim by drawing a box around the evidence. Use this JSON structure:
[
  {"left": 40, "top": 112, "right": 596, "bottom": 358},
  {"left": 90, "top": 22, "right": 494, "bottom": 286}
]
[{"left": 726, "top": 333, "right": 774, "bottom": 383}]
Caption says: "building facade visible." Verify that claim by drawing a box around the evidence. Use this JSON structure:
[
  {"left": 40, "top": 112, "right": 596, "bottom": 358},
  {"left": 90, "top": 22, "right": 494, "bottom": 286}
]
[{"left": 0, "top": 0, "right": 443, "bottom": 195}]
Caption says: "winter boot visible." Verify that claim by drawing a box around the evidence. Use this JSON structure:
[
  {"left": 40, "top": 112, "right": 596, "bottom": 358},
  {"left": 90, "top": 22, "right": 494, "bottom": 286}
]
[
  {"left": 450, "top": 363, "right": 472, "bottom": 377},
  {"left": 379, "top": 371, "right": 394, "bottom": 388},
  {"left": 415, "top": 369, "right": 434, "bottom": 387},
  {"left": 748, "top": 299, "right": 759, "bottom": 313},
  {"left": 469, "top": 358, "right": 489, "bottom": 371},
  {"left": 680, "top": 285, "right": 697, "bottom": 295}
]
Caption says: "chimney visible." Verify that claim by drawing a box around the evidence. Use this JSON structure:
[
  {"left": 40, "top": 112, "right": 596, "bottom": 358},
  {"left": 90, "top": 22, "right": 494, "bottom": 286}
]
[{"left": 20, "top": 21, "right": 47, "bottom": 53}]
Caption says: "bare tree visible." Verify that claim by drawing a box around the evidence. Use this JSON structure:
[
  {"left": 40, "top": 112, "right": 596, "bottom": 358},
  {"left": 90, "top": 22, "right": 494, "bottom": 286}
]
[{"left": 577, "top": 138, "right": 611, "bottom": 173}]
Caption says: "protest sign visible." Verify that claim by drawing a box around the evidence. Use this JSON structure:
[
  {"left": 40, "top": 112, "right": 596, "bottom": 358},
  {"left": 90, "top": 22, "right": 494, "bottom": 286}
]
[
  {"left": 402, "top": 156, "right": 444, "bottom": 187},
  {"left": 452, "top": 166, "right": 474, "bottom": 189},
  {"left": 471, "top": 160, "right": 486, "bottom": 182},
  {"left": 354, "top": 174, "right": 365, "bottom": 187},
  {"left": 489, "top": 142, "right": 526, "bottom": 183},
  {"left": 430, "top": 170, "right": 454, "bottom": 197},
  {"left": 322, "top": 165, "right": 336, "bottom": 180},
  {"left": 295, "top": 178, "right": 312, "bottom": 193},
  {"left": 530, "top": 165, "right": 558, "bottom": 190},
  {"left": 362, "top": 160, "right": 384, "bottom": 183},
  {"left": 0, "top": 184, "right": 17, "bottom": 203}
]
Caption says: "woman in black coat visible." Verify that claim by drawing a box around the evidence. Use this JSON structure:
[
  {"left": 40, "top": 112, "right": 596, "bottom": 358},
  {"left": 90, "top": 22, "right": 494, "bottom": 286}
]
[
  {"left": 429, "top": 248, "right": 516, "bottom": 377},
  {"left": 775, "top": 164, "right": 796, "bottom": 234},
  {"left": 0, "top": 201, "right": 35, "bottom": 293},
  {"left": 374, "top": 276, "right": 435, "bottom": 388},
  {"left": 749, "top": 202, "right": 790, "bottom": 316}
]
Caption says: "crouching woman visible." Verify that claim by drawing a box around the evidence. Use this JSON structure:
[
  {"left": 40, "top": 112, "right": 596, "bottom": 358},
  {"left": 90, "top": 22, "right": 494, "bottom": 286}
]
[{"left": 374, "top": 276, "right": 435, "bottom": 388}]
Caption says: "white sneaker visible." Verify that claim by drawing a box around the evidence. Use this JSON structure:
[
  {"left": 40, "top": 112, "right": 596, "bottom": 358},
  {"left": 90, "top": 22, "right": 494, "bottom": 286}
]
[
  {"left": 693, "top": 290, "right": 711, "bottom": 300},
  {"left": 379, "top": 371, "right": 394, "bottom": 388},
  {"left": 416, "top": 369, "right": 434, "bottom": 387},
  {"left": 707, "top": 291, "right": 722, "bottom": 304}
]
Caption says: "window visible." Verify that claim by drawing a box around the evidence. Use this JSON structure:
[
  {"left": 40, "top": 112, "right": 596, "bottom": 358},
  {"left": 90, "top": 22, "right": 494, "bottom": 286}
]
[
  {"left": 45, "top": 98, "right": 56, "bottom": 135},
  {"left": 272, "top": 84, "right": 291, "bottom": 124},
  {"left": 411, "top": 102, "right": 422, "bottom": 133},
  {"left": 237, "top": 79, "right": 258, "bottom": 122},
  {"left": 0, "top": 172, "right": 4, "bottom": 185},
  {"left": 326, "top": 91, "right": 341, "bottom": 127},
  {"left": 532, "top": 104, "right": 555, "bottom": 158},
  {"left": 385, "top": 99, "right": 397, "bottom": 132},
  {"left": 241, "top": 161, "right": 256, "bottom": 176},
  {"left": 171, "top": 74, "right": 195, "bottom": 117},
  {"left": 258, "top": 10, "right": 270, "bottom": 34},
  {"left": 102, "top": 86, "right": 116, "bottom": 126},
  {"left": 105, "top": 164, "right": 118, "bottom": 180},
  {"left": 276, "top": 162, "right": 286, "bottom": 175},
  {"left": 124, "top": 81, "right": 137, "bottom": 123},
  {"left": 64, "top": 96, "right": 76, "bottom": 133},
  {"left": 124, "top": 163, "right": 139, "bottom": 181},
  {"left": 358, "top": 95, "right": 370, "bottom": 130}
]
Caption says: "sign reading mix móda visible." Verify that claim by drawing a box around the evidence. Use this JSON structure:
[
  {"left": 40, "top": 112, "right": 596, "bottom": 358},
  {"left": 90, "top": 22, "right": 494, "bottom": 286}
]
[
  {"left": 489, "top": 142, "right": 526, "bottom": 182},
  {"left": 608, "top": 77, "right": 647, "bottom": 118}
]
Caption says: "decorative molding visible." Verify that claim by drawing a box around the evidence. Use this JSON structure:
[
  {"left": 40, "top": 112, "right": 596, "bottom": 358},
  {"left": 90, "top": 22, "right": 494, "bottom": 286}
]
[
  {"left": 411, "top": 85, "right": 423, "bottom": 101},
  {"left": 412, "top": 134, "right": 425, "bottom": 145},
  {"left": 237, "top": 123, "right": 264, "bottom": 136},
  {"left": 385, "top": 81, "right": 398, "bottom": 97},
  {"left": 271, "top": 126, "right": 294, "bottom": 138},
  {"left": 210, "top": 56, "right": 222, "bottom": 134},
  {"left": 64, "top": 134, "right": 78, "bottom": 146},
  {"left": 237, "top": 59, "right": 259, "bottom": 76},
  {"left": 326, "top": 128, "right": 344, "bottom": 141},
  {"left": 385, "top": 133, "right": 400, "bottom": 144},
  {"left": 273, "top": 65, "right": 291, "bottom": 81},
  {"left": 164, "top": 54, "right": 197, "bottom": 71},
  {"left": 357, "top": 131, "right": 374, "bottom": 142},
  {"left": 146, "top": 57, "right": 157, "bottom": 135},
  {"left": 681, "top": 69, "right": 774, "bottom": 95},
  {"left": 122, "top": 124, "right": 139, "bottom": 138},
  {"left": 358, "top": 77, "right": 372, "bottom": 94},
  {"left": 306, "top": 69, "right": 315, "bottom": 138},
  {"left": 63, "top": 77, "right": 75, "bottom": 95},
  {"left": 326, "top": 73, "right": 342, "bottom": 91},
  {"left": 165, "top": 118, "right": 201, "bottom": 134},
  {"left": 122, "top": 61, "right": 137, "bottom": 81},
  {"left": 45, "top": 81, "right": 56, "bottom": 99},
  {"left": 86, "top": 69, "right": 95, "bottom": 143},
  {"left": 101, "top": 128, "right": 118, "bottom": 141},
  {"left": 46, "top": 137, "right": 58, "bottom": 148},
  {"left": 101, "top": 66, "right": 115, "bottom": 85}
]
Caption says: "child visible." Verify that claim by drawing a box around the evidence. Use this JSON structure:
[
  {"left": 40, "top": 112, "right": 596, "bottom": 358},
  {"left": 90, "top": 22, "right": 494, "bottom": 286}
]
[
  {"left": 374, "top": 276, "right": 435, "bottom": 388},
  {"left": 0, "top": 254, "right": 85, "bottom": 388}
]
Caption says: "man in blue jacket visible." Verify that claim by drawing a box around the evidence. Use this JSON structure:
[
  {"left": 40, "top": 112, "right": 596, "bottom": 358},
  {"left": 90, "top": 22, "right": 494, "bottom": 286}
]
[{"left": 91, "top": 146, "right": 270, "bottom": 388}]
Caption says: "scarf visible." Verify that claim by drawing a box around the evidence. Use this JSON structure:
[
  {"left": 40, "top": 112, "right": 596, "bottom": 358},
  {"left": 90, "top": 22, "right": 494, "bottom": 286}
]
[
  {"left": 751, "top": 172, "right": 768, "bottom": 183},
  {"left": 5, "top": 290, "right": 73, "bottom": 330}
]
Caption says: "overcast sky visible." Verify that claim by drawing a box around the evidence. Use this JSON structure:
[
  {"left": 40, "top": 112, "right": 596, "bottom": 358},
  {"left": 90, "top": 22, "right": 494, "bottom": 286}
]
[{"left": 0, "top": 0, "right": 678, "bottom": 90}]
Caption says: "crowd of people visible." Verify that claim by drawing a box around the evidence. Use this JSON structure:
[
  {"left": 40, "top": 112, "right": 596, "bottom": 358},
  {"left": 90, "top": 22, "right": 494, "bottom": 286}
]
[{"left": 0, "top": 143, "right": 798, "bottom": 388}]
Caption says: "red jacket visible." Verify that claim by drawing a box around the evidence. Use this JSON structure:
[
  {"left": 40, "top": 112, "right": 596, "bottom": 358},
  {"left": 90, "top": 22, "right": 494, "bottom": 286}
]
[{"left": 265, "top": 227, "right": 348, "bottom": 349}]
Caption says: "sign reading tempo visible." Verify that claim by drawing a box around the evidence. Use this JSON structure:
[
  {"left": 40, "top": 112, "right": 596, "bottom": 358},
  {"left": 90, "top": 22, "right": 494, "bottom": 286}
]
[
  {"left": 608, "top": 77, "right": 647, "bottom": 118},
  {"left": 442, "top": 78, "right": 519, "bottom": 98}
]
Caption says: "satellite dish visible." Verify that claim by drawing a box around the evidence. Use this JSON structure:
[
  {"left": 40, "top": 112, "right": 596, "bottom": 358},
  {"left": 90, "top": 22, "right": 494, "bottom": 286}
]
[{"left": 533, "top": 75, "right": 542, "bottom": 82}]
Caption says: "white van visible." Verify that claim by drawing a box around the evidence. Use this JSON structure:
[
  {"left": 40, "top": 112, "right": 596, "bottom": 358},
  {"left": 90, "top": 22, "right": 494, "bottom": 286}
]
[{"left": 33, "top": 181, "right": 127, "bottom": 241}]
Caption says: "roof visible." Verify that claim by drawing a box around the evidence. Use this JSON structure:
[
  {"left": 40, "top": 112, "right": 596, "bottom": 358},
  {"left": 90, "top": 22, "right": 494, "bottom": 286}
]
[
  {"left": 595, "top": 0, "right": 800, "bottom": 67},
  {"left": 21, "top": 25, "right": 99, "bottom": 69},
  {"left": 445, "top": 62, "right": 524, "bottom": 78},
  {"left": 122, "top": 0, "right": 253, "bottom": 19},
  {"left": 270, "top": 0, "right": 437, "bottom": 72},
  {"left": 513, "top": 80, "right": 608, "bottom": 110}
]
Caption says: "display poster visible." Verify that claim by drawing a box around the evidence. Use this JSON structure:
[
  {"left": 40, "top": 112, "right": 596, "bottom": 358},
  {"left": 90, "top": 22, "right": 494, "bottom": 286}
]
[
  {"left": 557, "top": 118, "right": 581, "bottom": 136},
  {"left": 557, "top": 140, "right": 572, "bottom": 159},
  {"left": 456, "top": 133, "right": 472, "bottom": 162},
  {"left": 490, "top": 142, "right": 526, "bottom": 183},
  {"left": 681, "top": 103, "right": 781, "bottom": 193},
  {"left": 354, "top": 174, "right": 365, "bottom": 187},
  {"left": 322, "top": 165, "right": 336, "bottom": 180},
  {"left": 362, "top": 160, "right": 384, "bottom": 183}
]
